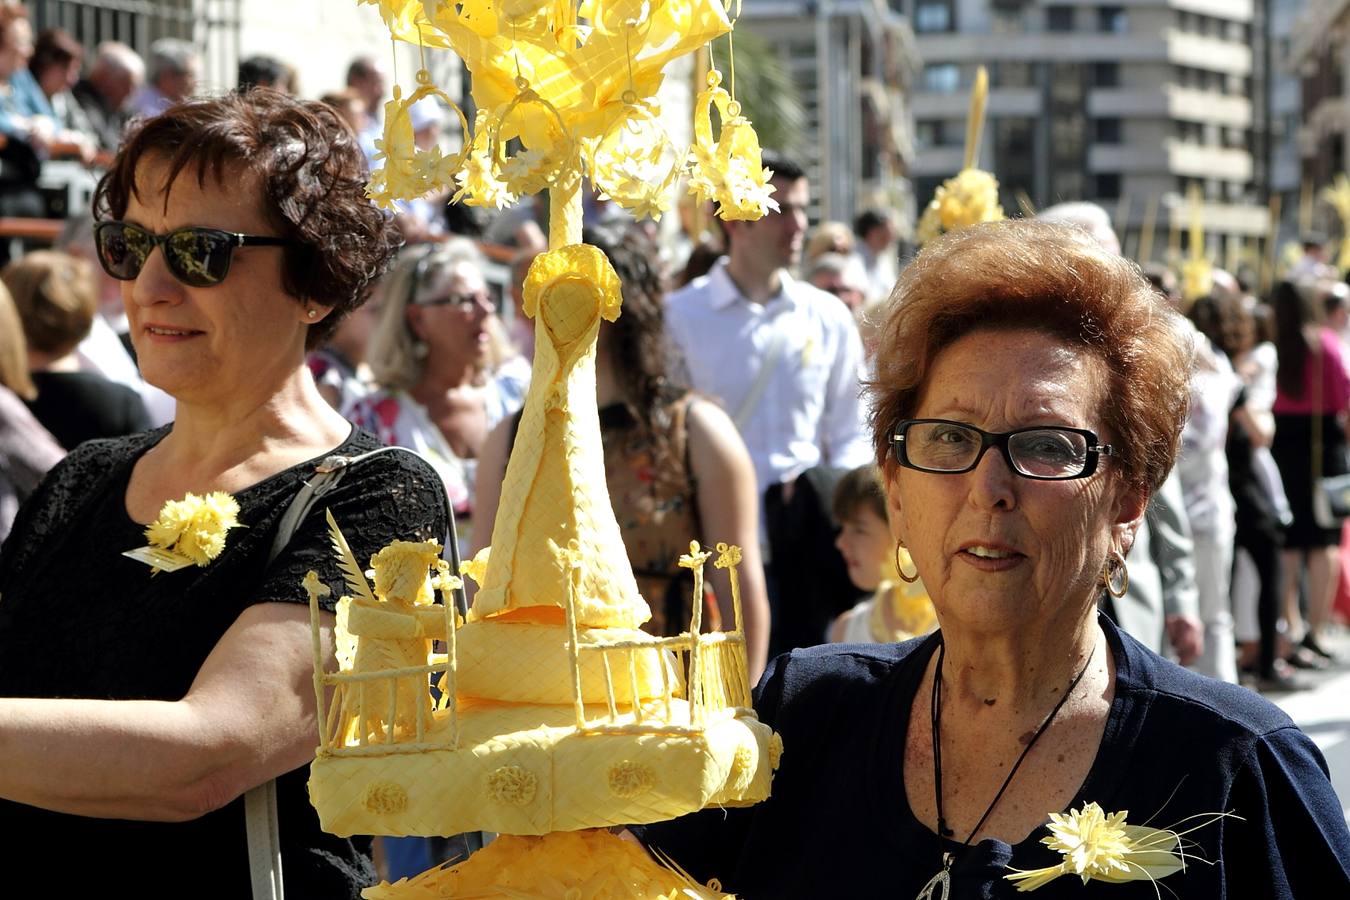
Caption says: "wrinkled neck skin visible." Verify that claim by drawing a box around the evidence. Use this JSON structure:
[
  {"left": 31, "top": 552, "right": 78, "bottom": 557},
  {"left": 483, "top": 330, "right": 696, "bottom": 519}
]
[{"left": 935, "top": 601, "right": 1103, "bottom": 717}]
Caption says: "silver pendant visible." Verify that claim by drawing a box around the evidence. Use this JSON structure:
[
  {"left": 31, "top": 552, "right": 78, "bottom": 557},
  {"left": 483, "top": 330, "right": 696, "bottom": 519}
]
[{"left": 915, "top": 853, "right": 952, "bottom": 900}]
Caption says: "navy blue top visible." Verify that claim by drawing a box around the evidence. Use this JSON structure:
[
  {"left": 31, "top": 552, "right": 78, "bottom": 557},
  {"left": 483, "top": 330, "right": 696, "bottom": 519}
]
[{"left": 641, "top": 616, "right": 1350, "bottom": 898}]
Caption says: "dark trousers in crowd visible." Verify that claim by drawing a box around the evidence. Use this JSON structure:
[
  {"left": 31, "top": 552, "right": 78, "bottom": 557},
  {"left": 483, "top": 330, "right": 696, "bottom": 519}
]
[
  {"left": 764, "top": 467, "right": 866, "bottom": 659},
  {"left": 1237, "top": 523, "right": 1284, "bottom": 678}
]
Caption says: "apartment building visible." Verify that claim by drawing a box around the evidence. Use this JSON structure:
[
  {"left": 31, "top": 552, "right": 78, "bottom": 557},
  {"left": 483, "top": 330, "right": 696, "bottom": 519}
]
[
  {"left": 1294, "top": 0, "right": 1350, "bottom": 223},
  {"left": 902, "top": 0, "right": 1267, "bottom": 264}
]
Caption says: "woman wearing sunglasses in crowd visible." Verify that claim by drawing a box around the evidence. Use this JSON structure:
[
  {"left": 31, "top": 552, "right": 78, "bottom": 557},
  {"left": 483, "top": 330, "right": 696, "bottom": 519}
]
[
  {"left": 345, "top": 241, "right": 529, "bottom": 549},
  {"left": 0, "top": 90, "right": 447, "bottom": 896},
  {"left": 642, "top": 220, "right": 1350, "bottom": 897}
]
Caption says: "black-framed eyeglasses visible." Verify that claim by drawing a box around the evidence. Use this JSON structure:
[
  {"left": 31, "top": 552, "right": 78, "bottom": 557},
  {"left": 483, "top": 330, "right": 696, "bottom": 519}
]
[
  {"left": 890, "top": 418, "right": 1115, "bottom": 481},
  {"left": 93, "top": 220, "right": 296, "bottom": 288}
]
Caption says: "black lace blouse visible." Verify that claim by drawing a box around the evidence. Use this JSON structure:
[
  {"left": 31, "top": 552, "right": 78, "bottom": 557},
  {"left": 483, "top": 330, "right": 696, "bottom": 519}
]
[{"left": 0, "top": 425, "right": 448, "bottom": 897}]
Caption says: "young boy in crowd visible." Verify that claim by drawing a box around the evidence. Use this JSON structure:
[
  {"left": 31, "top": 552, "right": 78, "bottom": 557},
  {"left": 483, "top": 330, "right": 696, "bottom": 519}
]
[{"left": 827, "top": 464, "right": 937, "bottom": 644}]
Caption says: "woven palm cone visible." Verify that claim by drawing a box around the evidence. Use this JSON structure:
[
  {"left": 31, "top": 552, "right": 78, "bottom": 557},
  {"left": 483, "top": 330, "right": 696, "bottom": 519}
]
[{"left": 469, "top": 244, "right": 647, "bottom": 629}]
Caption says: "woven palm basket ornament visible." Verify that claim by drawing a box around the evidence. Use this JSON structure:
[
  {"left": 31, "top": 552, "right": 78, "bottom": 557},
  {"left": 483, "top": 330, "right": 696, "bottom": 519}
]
[{"left": 302, "top": 2, "right": 781, "bottom": 895}]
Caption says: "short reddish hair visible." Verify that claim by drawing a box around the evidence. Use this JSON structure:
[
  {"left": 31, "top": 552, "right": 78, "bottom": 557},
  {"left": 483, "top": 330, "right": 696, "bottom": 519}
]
[{"left": 868, "top": 219, "right": 1193, "bottom": 495}]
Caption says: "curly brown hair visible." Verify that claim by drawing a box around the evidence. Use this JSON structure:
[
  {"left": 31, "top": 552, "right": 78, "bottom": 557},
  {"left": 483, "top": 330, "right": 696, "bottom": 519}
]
[
  {"left": 585, "top": 223, "right": 682, "bottom": 462},
  {"left": 869, "top": 219, "right": 1194, "bottom": 496},
  {"left": 92, "top": 88, "right": 398, "bottom": 349}
]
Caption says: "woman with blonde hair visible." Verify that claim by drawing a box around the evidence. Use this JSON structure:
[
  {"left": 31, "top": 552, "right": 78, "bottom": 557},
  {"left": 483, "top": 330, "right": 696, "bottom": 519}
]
[
  {"left": 346, "top": 239, "right": 529, "bottom": 544},
  {"left": 804, "top": 220, "right": 855, "bottom": 263}
]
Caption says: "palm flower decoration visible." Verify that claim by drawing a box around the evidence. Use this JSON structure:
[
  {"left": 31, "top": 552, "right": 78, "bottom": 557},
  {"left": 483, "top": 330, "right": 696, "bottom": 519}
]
[
  {"left": 687, "top": 70, "right": 779, "bottom": 221},
  {"left": 915, "top": 168, "right": 1003, "bottom": 244},
  {"left": 452, "top": 112, "right": 517, "bottom": 210},
  {"left": 915, "top": 65, "right": 1004, "bottom": 245},
  {"left": 1005, "top": 801, "right": 1233, "bottom": 892},
  {"left": 354, "top": 0, "right": 766, "bottom": 224},
  {"left": 138, "top": 491, "right": 242, "bottom": 573}
]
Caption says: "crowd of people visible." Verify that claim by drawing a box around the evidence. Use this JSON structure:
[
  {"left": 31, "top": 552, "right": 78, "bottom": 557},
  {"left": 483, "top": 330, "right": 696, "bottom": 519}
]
[{"left": 0, "top": 9, "right": 1348, "bottom": 895}]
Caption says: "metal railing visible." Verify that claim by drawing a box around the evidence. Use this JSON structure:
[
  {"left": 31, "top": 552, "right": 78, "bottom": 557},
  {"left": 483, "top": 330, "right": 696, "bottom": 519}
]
[{"left": 30, "top": 0, "right": 241, "bottom": 91}]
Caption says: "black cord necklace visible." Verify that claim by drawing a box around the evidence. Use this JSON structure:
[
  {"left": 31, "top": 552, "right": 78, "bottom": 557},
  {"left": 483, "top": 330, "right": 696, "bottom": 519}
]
[{"left": 913, "top": 636, "right": 1095, "bottom": 900}]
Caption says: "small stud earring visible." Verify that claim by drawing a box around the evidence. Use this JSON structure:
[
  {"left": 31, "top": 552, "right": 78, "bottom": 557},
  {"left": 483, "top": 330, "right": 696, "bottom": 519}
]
[{"left": 307, "top": 309, "right": 318, "bottom": 319}]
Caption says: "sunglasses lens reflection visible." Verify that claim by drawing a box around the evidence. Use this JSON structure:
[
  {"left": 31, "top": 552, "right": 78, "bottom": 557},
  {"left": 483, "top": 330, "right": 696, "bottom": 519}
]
[{"left": 95, "top": 223, "right": 234, "bottom": 287}]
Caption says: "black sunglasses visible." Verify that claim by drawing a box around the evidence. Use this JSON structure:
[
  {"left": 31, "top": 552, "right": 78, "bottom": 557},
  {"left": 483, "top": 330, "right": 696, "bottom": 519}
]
[{"left": 93, "top": 221, "right": 296, "bottom": 288}]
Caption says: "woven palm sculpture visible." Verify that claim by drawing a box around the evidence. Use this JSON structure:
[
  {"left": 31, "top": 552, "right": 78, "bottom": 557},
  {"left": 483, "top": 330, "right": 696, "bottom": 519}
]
[{"left": 303, "top": 2, "right": 781, "bottom": 895}]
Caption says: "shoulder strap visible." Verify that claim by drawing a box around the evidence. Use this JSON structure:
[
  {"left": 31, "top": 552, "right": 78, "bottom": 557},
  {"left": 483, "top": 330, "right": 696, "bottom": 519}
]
[
  {"left": 733, "top": 325, "right": 787, "bottom": 431},
  {"left": 245, "top": 779, "right": 284, "bottom": 900}
]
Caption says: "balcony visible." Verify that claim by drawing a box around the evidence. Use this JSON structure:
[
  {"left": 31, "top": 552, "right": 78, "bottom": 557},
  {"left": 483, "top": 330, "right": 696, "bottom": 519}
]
[
  {"left": 1087, "top": 87, "right": 1251, "bottom": 127},
  {"left": 1088, "top": 140, "right": 1252, "bottom": 182},
  {"left": 913, "top": 88, "right": 1043, "bottom": 118},
  {"left": 1166, "top": 30, "right": 1251, "bottom": 75}
]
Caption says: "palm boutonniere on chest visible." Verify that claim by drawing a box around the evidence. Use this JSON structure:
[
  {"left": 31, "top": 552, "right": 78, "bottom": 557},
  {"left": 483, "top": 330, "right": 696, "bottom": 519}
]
[
  {"left": 123, "top": 491, "right": 243, "bottom": 574},
  {"left": 1003, "top": 801, "right": 1237, "bottom": 893}
]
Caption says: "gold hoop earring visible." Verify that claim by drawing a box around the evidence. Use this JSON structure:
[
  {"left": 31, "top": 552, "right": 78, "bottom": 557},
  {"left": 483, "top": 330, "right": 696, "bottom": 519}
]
[
  {"left": 1103, "top": 549, "right": 1128, "bottom": 599},
  {"left": 895, "top": 543, "right": 919, "bottom": 584}
]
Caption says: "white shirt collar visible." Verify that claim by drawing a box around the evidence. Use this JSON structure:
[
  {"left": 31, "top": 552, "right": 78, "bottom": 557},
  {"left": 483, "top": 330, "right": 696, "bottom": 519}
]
[{"left": 707, "top": 258, "right": 799, "bottom": 312}]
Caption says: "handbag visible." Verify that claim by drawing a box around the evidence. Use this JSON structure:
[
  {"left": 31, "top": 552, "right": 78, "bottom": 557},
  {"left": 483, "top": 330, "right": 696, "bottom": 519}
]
[{"left": 1310, "top": 342, "right": 1350, "bottom": 529}]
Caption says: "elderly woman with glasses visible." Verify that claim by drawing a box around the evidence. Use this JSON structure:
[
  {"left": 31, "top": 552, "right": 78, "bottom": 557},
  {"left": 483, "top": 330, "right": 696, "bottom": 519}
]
[
  {"left": 642, "top": 220, "right": 1350, "bottom": 897},
  {"left": 0, "top": 90, "right": 448, "bottom": 897},
  {"left": 345, "top": 241, "right": 529, "bottom": 548}
]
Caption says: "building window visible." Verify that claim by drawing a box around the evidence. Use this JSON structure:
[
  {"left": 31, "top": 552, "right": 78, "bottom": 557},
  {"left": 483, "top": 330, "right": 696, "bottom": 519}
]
[
  {"left": 915, "top": 119, "right": 946, "bottom": 150},
  {"left": 921, "top": 63, "right": 961, "bottom": 93},
  {"left": 1047, "top": 7, "right": 1074, "bottom": 32},
  {"left": 994, "top": 61, "right": 1033, "bottom": 89},
  {"left": 1173, "top": 121, "right": 1203, "bottom": 143},
  {"left": 1094, "top": 118, "right": 1122, "bottom": 144},
  {"left": 1094, "top": 173, "right": 1122, "bottom": 199},
  {"left": 1097, "top": 7, "right": 1127, "bottom": 34},
  {"left": 989, "top": 1, "right": 1026, "bottom": 34},
  {"left": 914, "top": 0, "right": 954, "bottom": 33},
  {"left": 1091, "top": 62, "right": 1120, "bottom": 88}
]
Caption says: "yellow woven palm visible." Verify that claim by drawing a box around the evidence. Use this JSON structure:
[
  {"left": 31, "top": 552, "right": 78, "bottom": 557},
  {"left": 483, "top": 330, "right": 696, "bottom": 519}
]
[{"left": 470, "top": 243, "right": 651, "bottom": 629}]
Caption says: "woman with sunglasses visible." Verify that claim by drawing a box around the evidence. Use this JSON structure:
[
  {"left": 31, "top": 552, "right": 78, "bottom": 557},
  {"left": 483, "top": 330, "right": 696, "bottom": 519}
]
[
  {"left": 0, "top": 90, "right": 447, "bottom": 897},
  {"left": 642, "top": 220, "right": 1350, "bottom": 897},
  {"left": 346, "top": 241, "right": 529, "bottom": 549}
]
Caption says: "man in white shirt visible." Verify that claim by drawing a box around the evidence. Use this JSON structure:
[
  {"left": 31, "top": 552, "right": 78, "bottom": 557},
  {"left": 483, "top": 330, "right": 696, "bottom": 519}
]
[
  {"left": 665, "top": 152, "right": 872, "bottom": 497},
  {"left": 852, "top": 208, "right": 899, "bottom": 302},
  {"left": 665, "top": 153, "right": 873, "bottom": 652}
]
